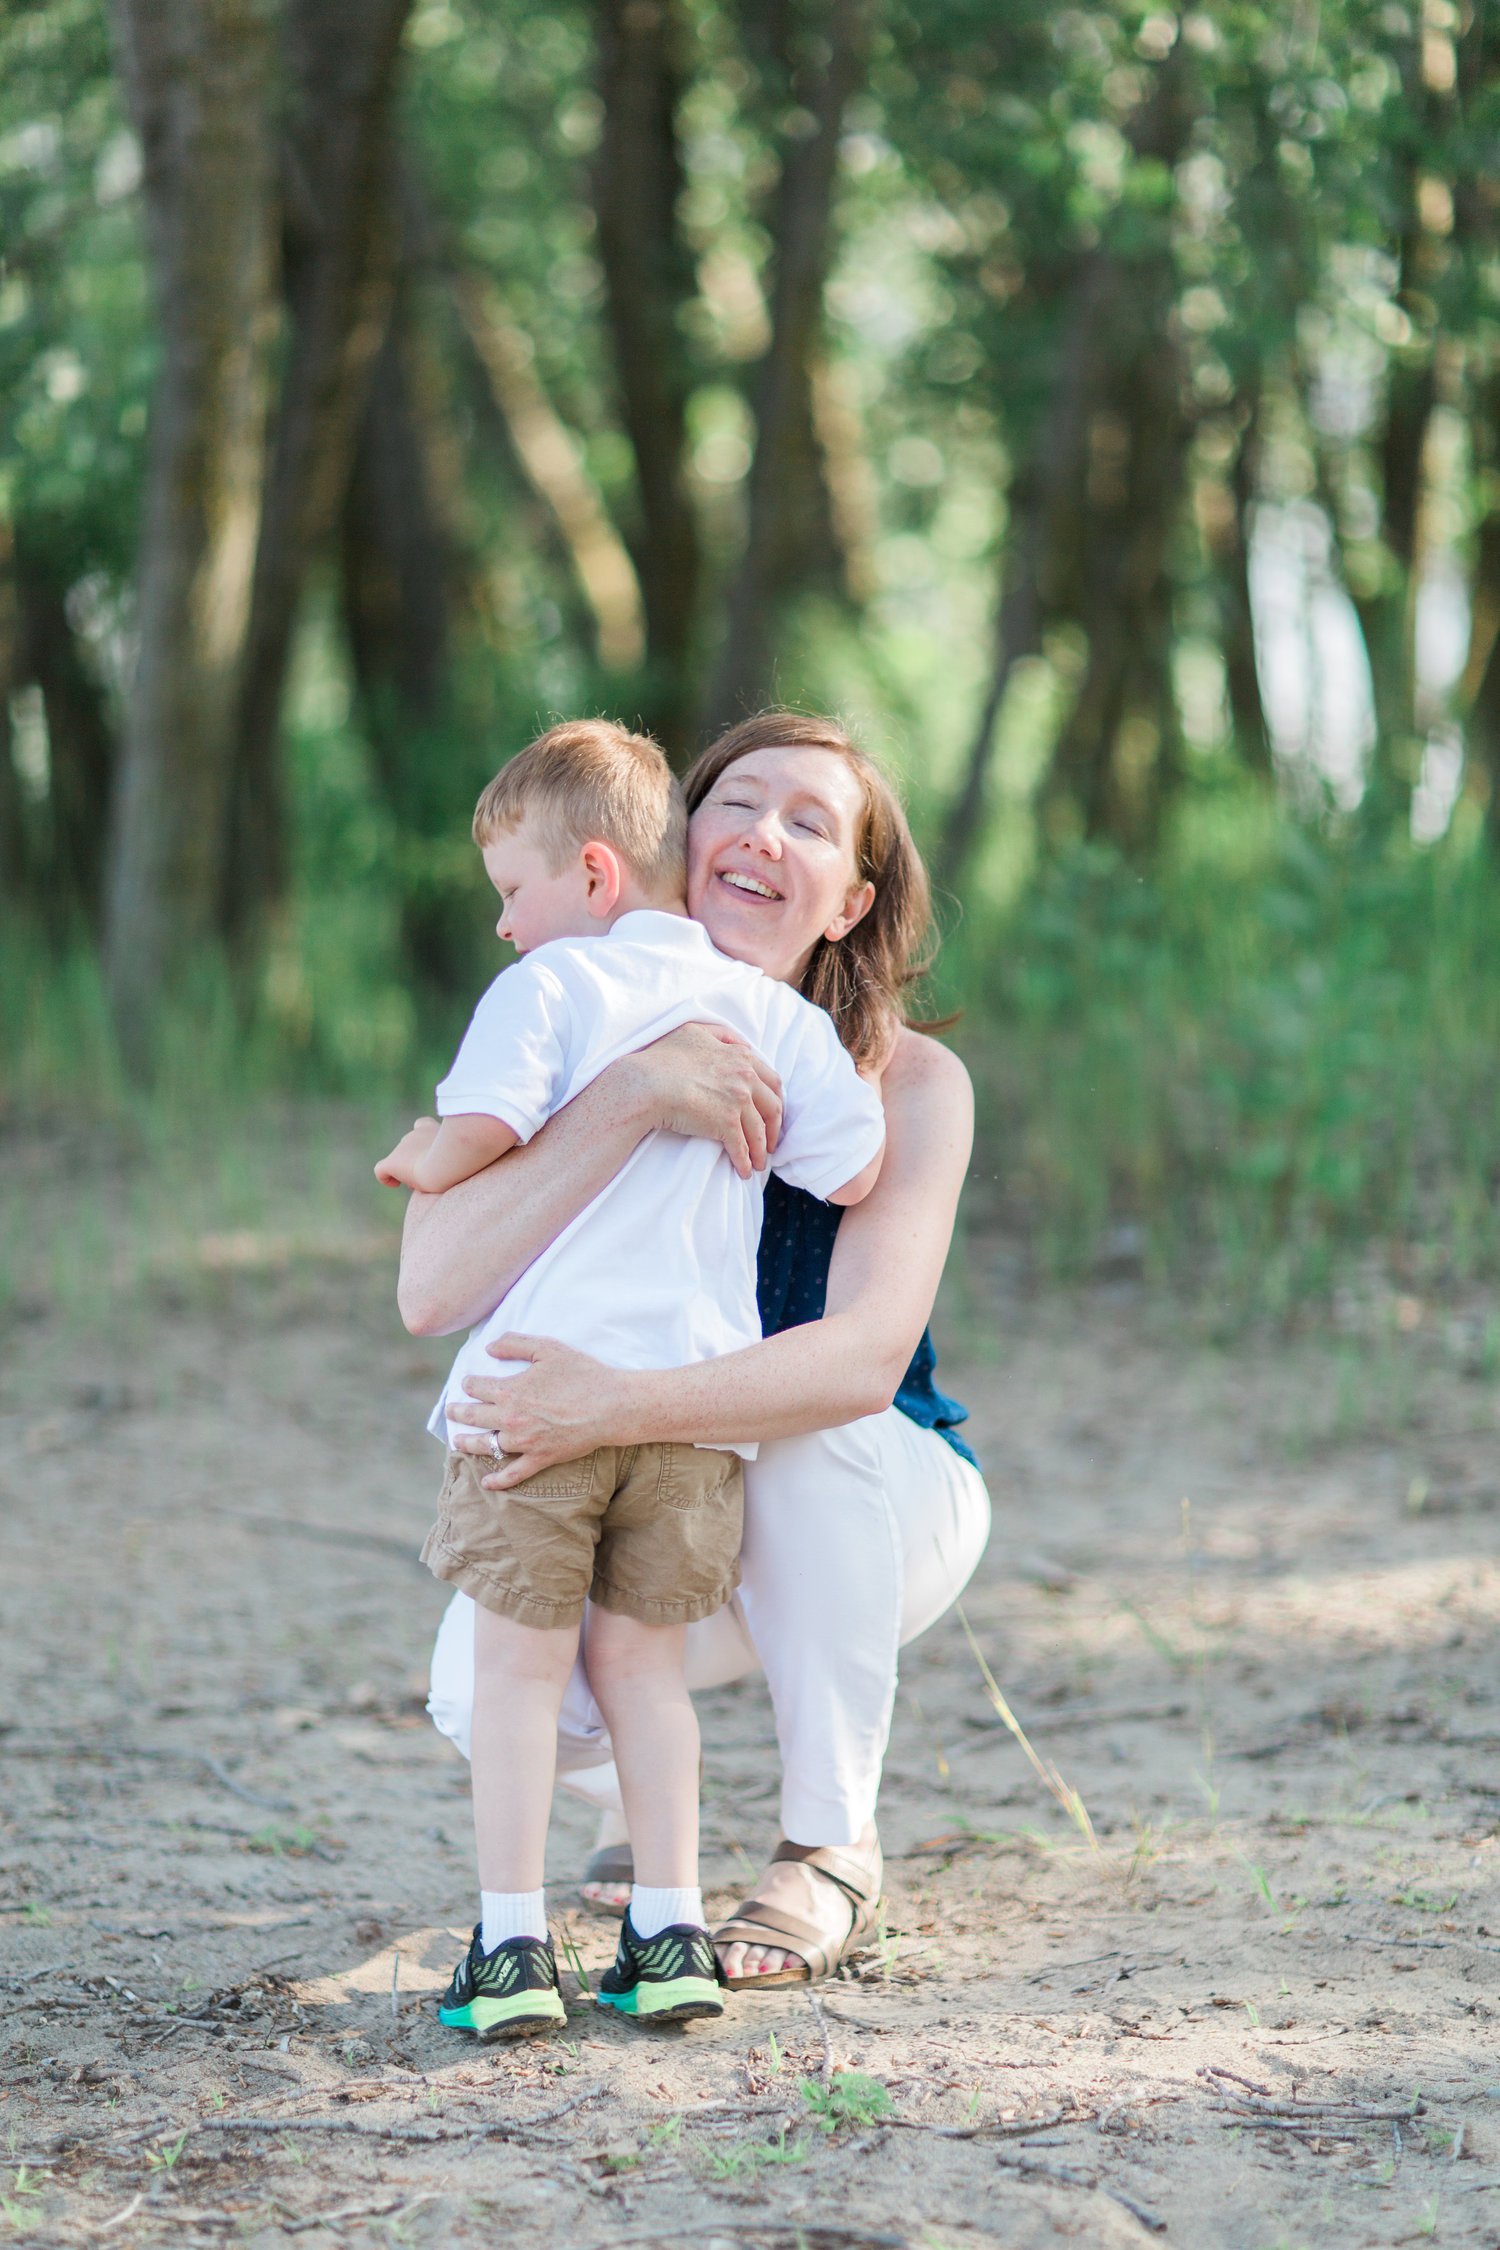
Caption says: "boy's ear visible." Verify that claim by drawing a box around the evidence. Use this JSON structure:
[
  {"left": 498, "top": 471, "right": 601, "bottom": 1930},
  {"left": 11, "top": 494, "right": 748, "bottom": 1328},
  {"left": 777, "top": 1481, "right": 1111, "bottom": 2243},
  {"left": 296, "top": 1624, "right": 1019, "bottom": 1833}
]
[{"left": 580, "top": 839, "right": 626, "bottom": 919}]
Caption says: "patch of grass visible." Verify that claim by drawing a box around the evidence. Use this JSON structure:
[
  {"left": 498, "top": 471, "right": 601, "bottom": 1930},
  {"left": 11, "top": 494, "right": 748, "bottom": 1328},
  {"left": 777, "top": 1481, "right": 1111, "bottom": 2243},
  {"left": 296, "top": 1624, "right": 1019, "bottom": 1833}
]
[
  {"left": 245, "top": 1825, "right": 319, "bottom": 1858},
  {"left": 705, "top": 2126, "right": 809, "bottom": 2182},
  {"left": 949, "top": 819, "right": 1500, "bottom": 1323},
  {"left": 799, "top": 2070, "right": 894, "bottom": 2134}
]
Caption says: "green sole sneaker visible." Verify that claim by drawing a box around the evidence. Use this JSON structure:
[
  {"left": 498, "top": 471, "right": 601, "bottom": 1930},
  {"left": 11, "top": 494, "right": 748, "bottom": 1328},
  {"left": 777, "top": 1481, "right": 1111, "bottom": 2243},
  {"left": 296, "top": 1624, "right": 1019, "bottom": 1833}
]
[
  {"left": 439, "top": 1988, "right": 566, "bottom": 2038},
  {"left": 596, "top": 1974, "right": 723, "bottom": 2022},
  {"left": 596, "top": 1912, "right": 726, "bottom": 2024},
  {"left": 439, "top": 1927, "right": 567, "bottom": 2040}
]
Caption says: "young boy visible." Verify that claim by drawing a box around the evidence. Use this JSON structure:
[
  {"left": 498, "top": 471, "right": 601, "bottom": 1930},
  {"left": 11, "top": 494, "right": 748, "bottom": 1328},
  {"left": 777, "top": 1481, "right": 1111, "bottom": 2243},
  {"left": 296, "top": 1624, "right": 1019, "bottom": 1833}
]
[{"left": 376, "top": 721, "right": 884, "bottom": 2037}]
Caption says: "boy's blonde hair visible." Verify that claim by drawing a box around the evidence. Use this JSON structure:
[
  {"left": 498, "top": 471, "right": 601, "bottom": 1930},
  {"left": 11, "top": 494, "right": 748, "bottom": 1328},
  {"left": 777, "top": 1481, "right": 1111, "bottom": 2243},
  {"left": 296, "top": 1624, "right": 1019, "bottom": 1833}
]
[{"left": 472, "top": 720, "right": 686, "bottom": 896}]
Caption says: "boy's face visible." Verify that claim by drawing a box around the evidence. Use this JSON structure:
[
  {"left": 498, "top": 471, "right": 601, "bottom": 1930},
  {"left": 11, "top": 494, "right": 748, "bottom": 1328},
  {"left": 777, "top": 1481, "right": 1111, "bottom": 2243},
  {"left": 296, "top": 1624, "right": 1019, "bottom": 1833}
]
[{"left": 481, "top": 820, "right": 597, "bottom": 953}]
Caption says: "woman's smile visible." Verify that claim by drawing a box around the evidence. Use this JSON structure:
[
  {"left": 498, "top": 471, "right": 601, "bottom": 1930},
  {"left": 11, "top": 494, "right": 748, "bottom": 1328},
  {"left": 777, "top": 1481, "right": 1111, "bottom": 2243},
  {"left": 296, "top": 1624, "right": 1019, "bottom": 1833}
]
[{"left": 715, "top": 867, "right": 785, "bottom": 902}]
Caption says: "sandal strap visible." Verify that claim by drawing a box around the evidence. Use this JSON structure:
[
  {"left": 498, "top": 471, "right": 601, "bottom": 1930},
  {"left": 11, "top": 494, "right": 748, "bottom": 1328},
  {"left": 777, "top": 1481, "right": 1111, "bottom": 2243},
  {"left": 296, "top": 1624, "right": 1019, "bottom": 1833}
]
[
  {"left": 771, "top": 1838, "right": 883, "bottom": 1912},
  {"left": 712, "top": 1901, "right": 840, "bottom": 1981}
]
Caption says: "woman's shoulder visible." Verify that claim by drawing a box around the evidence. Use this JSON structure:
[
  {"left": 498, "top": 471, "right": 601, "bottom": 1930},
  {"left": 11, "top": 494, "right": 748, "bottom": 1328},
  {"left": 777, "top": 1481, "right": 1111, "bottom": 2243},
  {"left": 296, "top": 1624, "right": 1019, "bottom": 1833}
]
[{"left": 883, "top": 1024, "right": 972, "bottom": 1107}]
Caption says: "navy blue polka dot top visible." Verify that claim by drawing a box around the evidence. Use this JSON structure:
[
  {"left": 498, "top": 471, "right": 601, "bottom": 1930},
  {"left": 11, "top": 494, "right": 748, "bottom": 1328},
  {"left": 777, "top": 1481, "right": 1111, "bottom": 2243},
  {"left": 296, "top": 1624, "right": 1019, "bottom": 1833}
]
[{"left": 755, "top": 1174, "right": 978, "bottom": 1468}]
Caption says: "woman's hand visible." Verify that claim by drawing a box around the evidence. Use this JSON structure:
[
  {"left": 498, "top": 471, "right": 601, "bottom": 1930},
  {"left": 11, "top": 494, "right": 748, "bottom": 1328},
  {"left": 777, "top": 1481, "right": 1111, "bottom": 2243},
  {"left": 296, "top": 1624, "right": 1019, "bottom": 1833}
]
[
  {"left": 619, "top": 1022, "right": 782, "bottom": 1178},
  {"left": 447, "top": 1334, "right": 634, "bottom": 1485}
]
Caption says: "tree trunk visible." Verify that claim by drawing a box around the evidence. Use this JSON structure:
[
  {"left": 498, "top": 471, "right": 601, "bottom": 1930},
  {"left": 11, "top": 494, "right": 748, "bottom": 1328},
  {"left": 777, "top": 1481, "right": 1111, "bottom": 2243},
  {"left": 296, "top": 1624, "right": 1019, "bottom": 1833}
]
[
  {"left": 453, "top": 270, "right": 646, "bottom": 674},
  {"left": 592, "top": 0, "right": 700, "bottom": 753},
  {"left": 104, "top": 0, "right": 277, "bottom": 1073},
  {"left": 1220, "top": 379, "right": 1272, "bottom": 774},
  {"left": 1041, "top": 55, "right": 1197, "bottom": 851},
  {"left": 341, "top": 318, "right": 449, "bottom": 744},
  {"left": 13, "top": 532, "right": 118, "bottom": 930},
  {"left": 1351, "top": 344, "right": 1435, "bottom": 816},
  {"left": 340, "top": 306, "right": 477, "bottom": 997},
  {"left": 704, "top": 0, "right": 868, "bottom": 732},
  {"left": 221, "top": 0, "right": 413, "bottom": 946},
  {"left": 934, "top": 483, "right": 1045, "bottom": 891},
  {"left": 937, "top": 255, "right": 1106, "bottom": 885},
  {"left": 1468, "top": 561, "right": 1500, "bottom": 853},
  {"left": 1047, "top": 322, "right": 1190, "bottom": 849}
]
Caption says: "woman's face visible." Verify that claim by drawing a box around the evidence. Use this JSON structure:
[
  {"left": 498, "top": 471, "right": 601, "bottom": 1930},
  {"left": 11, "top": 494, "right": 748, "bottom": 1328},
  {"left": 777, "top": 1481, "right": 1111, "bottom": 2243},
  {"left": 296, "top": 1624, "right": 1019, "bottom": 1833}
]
[{"left": 686, "top": 746, "right": 876, "bottom": 985}]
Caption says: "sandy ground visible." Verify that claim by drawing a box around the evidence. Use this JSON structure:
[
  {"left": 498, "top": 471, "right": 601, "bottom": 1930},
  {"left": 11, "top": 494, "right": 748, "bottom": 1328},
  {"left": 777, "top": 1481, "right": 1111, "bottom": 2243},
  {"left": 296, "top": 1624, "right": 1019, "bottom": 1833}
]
[{"left": 4, "top": 1146, "right": 1500, "bottom": 2250}]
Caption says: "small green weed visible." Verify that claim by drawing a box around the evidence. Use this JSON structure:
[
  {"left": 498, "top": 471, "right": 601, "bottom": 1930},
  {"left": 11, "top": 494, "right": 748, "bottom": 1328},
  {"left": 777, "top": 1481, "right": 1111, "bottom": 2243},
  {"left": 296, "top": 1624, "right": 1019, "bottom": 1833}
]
[
  {"left": 246, "top": 1825, "right": 318, "bottom": 1858},
  {"left": 800, "top": 2070, "right": 894, "bottom": 2134},
  {"left": 706, "top": 2128, "right": 808, "bottom": 2181},
  {"left": 1391, "top": 1889, "right": 1457, "bottom": 1914},
  {"left": 1236, "top": 1854, "right": 1276, "bottom": 1910},
  {"left": 145, "top": 2131, "right": 188, "bottom": 2172},
  {"left": 553, "top": 1925, "right": 592, "bottom": 1999},
  {"left": 19, "top": 1906, "right": 50, "bottom": 1929}
]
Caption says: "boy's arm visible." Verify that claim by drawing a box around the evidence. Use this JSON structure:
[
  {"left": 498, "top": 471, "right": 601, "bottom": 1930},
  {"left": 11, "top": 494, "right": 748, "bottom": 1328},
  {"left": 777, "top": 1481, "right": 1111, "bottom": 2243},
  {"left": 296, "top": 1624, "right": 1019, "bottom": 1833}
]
[
  {"left": 376, "top": 1113, "right": 519, "bottom": 1192},
  {"left": 826, "top": 1142, "right": 884, "bottom": 1206},
  {"left": 766, "top": 1005, "right": 887, "bottom": 1208}
]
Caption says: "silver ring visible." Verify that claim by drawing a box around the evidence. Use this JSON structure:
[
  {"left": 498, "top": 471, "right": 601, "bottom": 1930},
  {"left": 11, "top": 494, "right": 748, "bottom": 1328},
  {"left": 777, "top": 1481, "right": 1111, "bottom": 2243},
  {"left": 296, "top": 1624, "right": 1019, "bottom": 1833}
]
[{"left": 489, "top": 1430, "right": 505, "bottom": 1462}]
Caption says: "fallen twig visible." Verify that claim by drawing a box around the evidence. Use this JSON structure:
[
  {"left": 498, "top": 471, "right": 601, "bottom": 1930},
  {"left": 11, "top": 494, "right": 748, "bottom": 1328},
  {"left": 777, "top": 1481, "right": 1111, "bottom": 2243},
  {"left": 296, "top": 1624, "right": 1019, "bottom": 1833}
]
[
  {"left": 65, "top": 1742, "right": 295, "bottom": 1813},
  {"left": 994, "top": 2149, "right": 1165, "bottom": 2232},
  {"left": 1197, "top": 2066, "right": 1422, "bottom": 2122},
  {"left": 1340, "top": 1932, "right": 1500, "bottom": 1955},
  {"left": 91, "top": 2195, "right": 145, "bottom": 2235},
  {"left": 192, "top": 2086, "right": 606, "bottom": 2146},
  {"left": 1213, "top": 2096, "right": 1421, "bottom": 2122},
  {"left": 567, "top": 2228, "right": 914, "bottom": 2249},
  {"left": 1201, "top": 2066, "right": 1273, "bottom": 2096},
  {"left": 807, "top": 1988, "right": 835, "bottom": 2083},
  {"left": 282, "top": 2191, "right": 440, "bottom": 2235},
  {"left": 1022, "top": 1951, "right": 1118, "bottom": 1984}
]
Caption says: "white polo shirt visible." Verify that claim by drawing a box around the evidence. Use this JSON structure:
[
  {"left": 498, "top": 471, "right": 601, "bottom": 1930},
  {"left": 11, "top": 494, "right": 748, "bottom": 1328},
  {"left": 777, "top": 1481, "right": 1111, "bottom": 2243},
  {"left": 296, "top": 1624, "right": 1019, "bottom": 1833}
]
[{"left": 427, "top": 910, "right": 886, "bottom": 1453}]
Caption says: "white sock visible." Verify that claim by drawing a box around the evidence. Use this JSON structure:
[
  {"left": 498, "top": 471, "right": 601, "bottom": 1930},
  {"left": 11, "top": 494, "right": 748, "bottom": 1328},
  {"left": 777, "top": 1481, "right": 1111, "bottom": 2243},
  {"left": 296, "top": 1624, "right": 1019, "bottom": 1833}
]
[
  {"left": 629, "top": 1885, "right": 703, "bottom": 1938},
  {"left": 480, "top": 1889, "right": 547, "bottom": 1951}
]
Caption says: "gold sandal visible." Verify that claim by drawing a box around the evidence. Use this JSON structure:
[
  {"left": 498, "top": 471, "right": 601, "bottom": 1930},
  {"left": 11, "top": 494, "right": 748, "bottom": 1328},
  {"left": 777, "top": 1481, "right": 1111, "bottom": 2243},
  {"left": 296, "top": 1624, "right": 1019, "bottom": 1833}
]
[{"left": 712, "top": 1834, "right": 883, "bottom": 1988}]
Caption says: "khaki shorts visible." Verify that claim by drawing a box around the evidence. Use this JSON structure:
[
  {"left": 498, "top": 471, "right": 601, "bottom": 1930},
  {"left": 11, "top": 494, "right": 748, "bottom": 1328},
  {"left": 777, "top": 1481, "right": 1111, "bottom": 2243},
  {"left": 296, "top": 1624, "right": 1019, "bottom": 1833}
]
[{"left": 420, "top": 1443, "right": 743, "bottom": 1631}]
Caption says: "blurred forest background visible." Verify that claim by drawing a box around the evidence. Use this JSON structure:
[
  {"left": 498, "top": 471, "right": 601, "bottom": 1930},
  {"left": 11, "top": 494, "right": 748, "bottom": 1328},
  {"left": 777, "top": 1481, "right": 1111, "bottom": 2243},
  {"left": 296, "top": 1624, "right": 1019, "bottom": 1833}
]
[{"left": 5, "top": 0, "right": 1500, "bottom": 1322}]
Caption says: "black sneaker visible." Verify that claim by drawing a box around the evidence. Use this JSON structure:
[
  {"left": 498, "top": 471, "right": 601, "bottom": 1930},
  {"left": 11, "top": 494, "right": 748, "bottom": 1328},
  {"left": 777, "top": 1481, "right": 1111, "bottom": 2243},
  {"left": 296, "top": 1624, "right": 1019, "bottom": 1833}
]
[
  {"left": 596, "top": 1910, "right": 726, "bottom": 2023},
  {"left": 438, "top": 1927, "right": 566, "bottom": 2039}
]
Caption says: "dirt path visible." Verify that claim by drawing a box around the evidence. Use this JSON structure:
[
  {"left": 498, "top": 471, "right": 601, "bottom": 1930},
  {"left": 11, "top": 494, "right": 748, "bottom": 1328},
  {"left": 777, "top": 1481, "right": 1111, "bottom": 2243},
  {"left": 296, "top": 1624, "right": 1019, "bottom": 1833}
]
[{"left": 4, "top": 1182, "right": 1500, "bottom": 2248}]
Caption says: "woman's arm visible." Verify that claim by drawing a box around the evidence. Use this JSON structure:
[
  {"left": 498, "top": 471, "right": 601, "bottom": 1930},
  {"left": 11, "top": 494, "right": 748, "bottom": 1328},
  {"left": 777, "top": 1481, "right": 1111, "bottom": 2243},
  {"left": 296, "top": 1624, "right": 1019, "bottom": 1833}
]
[
  {"left": 398, "top": 1022, "right": 785, "bottom": 1335},
  {"left": 450, "top": 1029, "right": 974, "bottom": 1482}
]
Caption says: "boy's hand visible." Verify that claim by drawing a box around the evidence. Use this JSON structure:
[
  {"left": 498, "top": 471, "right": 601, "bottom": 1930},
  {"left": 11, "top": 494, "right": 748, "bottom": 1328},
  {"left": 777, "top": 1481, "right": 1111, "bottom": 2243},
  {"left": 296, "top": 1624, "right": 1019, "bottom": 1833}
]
[{"left": 375, "top": 1116, "right": 441, "bottom": 1188}]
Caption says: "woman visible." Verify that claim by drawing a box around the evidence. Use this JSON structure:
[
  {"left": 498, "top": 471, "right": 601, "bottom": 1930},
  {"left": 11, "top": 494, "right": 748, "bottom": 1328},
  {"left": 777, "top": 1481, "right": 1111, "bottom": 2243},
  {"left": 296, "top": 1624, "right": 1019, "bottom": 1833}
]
[{"left": 402, "top": 712, "right": 989, "bottom": 1985}]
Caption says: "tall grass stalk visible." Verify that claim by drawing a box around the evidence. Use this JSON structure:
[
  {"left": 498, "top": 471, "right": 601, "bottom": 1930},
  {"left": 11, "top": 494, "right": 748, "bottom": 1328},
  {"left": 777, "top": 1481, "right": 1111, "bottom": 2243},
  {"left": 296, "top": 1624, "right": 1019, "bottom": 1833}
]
[{"left": 955, "top": 1605, "right": 1102, "bottom": 1859}]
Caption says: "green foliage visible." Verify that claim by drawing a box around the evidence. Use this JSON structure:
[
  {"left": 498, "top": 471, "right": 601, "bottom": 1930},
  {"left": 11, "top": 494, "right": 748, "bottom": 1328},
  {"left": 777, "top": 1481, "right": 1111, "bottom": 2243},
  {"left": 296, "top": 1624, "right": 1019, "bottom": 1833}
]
[
  {"left": 949, "top": 803, "right": 1500, "bottom": 1315},
  {"left": 799, "top": 2069, "right": 894, "bottom": 2134}
]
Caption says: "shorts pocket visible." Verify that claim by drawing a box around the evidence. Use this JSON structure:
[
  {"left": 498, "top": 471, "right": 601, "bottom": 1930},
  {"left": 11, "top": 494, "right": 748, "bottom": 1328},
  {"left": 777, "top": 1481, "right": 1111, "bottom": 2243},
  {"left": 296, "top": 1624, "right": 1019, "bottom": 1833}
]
[
  {"left": 504, "top": 1452, "right": 604, "bottom": 1503},
  {"left": 656, "top": 1445, "right": 737, "bottom": 1512}
]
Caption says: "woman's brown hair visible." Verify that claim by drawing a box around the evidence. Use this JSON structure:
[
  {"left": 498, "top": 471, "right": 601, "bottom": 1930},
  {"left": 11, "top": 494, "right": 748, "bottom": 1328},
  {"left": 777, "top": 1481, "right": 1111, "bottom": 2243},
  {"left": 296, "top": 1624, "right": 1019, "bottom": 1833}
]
[{"left": 683, "top": 711, "right": 936, "bottom": 1070}]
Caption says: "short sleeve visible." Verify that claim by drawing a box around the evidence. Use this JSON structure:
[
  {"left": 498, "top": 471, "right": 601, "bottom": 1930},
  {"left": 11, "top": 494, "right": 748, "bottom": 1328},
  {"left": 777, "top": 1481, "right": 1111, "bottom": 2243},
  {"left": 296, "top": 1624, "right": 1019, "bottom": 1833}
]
[
  {"left": 767, "top": 998, "right": 886, "bottom": 1202},
  {"left": 433, "top": 960, "right": 573, "bottom": 1144}
]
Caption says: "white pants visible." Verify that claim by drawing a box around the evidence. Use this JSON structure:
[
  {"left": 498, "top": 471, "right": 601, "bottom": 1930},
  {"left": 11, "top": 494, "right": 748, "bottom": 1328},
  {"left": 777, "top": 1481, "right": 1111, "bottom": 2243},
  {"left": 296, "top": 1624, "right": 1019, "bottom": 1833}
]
[{"left": 427, "top": 1408, "right": 992, "bottom": 1848}]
